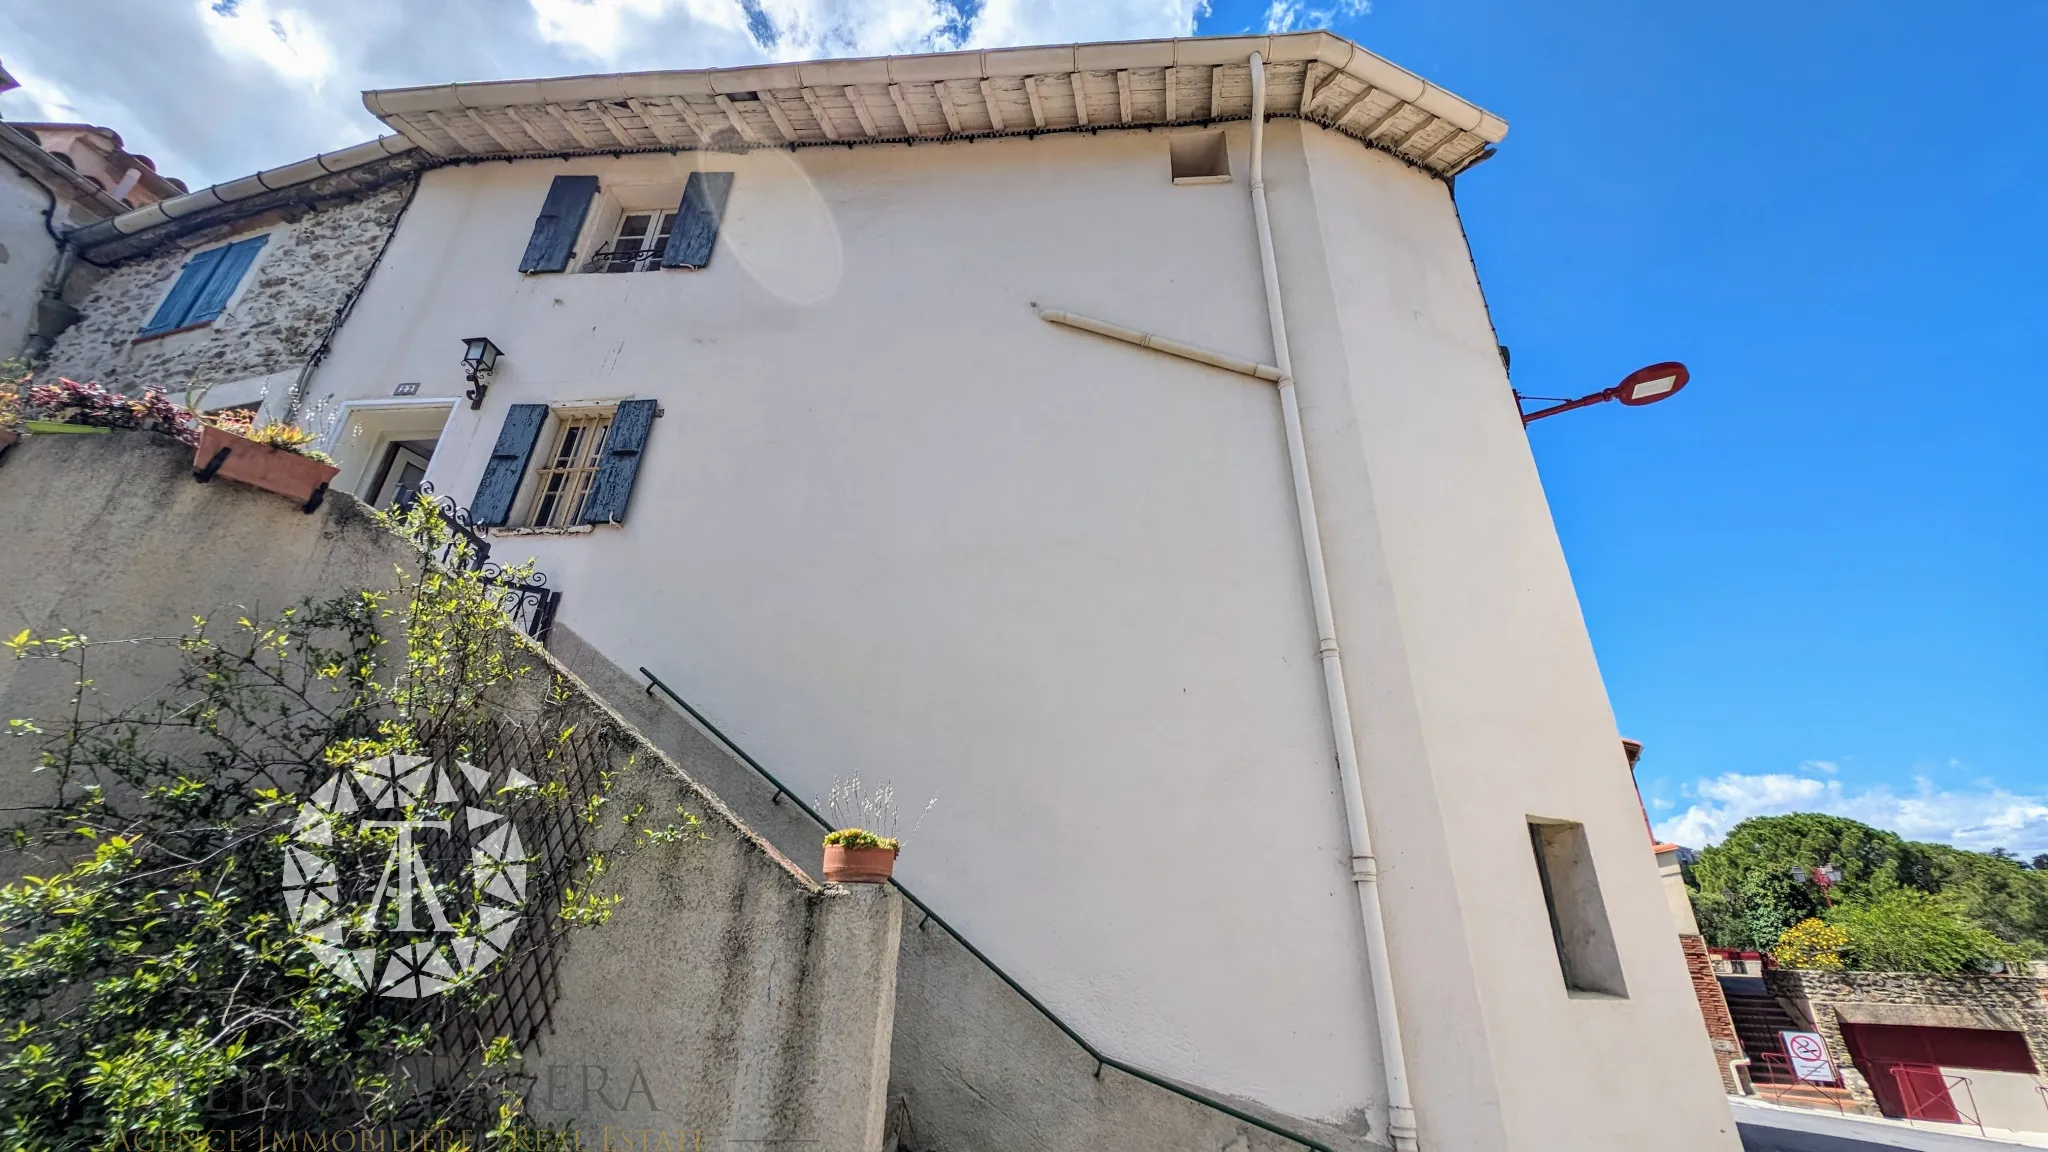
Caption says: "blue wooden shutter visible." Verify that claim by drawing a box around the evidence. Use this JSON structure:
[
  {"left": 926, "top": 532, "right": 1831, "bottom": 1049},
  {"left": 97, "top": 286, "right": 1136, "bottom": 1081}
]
[
  {"left": 185, "top": 235, "right": 269, "bottom": 326},
  {"left": 580, "top": 399, "right": 657, "bottom": 525},
  {"left": 471, "top": 404, "right": 550, "bottom": 527},
  {"left": 660, "top": 172, "right": 733, "bottom": 269},
  {"left": 519, "top": 175, "right": 599, "bottom": 274},
  {"left": 139, "top": 246, "right": 227, "bottom": 335}
]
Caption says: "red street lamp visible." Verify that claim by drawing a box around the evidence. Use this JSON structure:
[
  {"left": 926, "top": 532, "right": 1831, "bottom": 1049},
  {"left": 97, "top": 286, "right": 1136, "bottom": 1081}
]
[{"left": 1518, "top": 361, "right": 1690, "bottom": 425}]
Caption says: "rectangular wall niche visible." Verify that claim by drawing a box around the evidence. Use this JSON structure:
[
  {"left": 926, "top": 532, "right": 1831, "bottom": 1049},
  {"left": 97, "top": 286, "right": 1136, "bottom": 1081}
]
[
  {"left": 1528, "top": 819, "right": 1629, "bottom": 998},
  {"left": 1169, "top": 130, "right": 1231, "bottom": 184}
]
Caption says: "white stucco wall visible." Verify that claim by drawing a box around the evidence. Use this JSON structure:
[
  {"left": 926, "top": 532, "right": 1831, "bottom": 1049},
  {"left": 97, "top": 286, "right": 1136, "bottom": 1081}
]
[
  {"left": 306, "top": 123, "right": 1736, "bottom": 1149},
  {"left": 0, "top": 168, "right": 61, "bottom": 359}
]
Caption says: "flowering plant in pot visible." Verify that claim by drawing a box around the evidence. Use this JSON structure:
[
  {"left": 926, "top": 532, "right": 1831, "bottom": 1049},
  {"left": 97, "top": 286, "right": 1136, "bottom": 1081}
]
[
  {"left": 192, "top": 407, "right": 338, "bottom": 512},
  {"left": 818, "top": 776, "right": 936, "bottom": 885}
]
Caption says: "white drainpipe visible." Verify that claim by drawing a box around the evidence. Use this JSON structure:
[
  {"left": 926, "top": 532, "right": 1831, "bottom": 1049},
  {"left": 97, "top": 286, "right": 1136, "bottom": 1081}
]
[{"left": 1248, "top": 51, "right": 1421, "bottom": 1152}]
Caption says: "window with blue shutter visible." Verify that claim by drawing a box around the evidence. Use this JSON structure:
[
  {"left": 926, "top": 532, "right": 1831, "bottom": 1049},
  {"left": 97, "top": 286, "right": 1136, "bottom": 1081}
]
[
  {"left": 661, "top": 172, "right": 733, "bottom": 270},
  {"left": 519, "top": 175, "right": 600, "bottom": 274},
  {"left": 138, "top": 234, "right": 268, "bottom": 336}
]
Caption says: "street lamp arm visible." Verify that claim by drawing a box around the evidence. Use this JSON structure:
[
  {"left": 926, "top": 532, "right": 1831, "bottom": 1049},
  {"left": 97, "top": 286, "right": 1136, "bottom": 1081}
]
[{"left": 1516, "top": 386, "right": 1621, "bottom": 425}]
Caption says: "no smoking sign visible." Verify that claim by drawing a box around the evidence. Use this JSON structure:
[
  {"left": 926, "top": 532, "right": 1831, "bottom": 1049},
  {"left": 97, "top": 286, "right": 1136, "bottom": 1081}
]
[{"left": 1782, "top": 1031, "right": 1836, "bottom": 1083}]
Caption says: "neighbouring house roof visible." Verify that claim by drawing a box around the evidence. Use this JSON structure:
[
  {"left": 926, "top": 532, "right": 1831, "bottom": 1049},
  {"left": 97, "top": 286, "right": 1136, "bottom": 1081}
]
[
  {"left": 362, "top": 31, "right": 1505, "bottom": 178},
  {"left": 0, "top": 121, "right": 132, "bottom": 220},
  {"left": 67, "top": 32, "right": 1504, "bottom": 258}
]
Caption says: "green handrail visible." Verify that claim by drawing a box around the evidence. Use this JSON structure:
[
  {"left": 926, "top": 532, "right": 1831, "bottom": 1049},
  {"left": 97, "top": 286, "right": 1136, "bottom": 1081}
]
[{"left": 639, "top": 667, "right": 1335, "bottom": 1152}]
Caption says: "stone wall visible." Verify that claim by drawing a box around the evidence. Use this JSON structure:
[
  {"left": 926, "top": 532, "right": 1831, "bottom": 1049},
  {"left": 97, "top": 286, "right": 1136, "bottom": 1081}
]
[
  {"left": 1768, "top": 967, "right": 2048, "bottom": 1113},
  {"left": 1682, "top": 935, "right": 1744, "bottom": 1092},
  {"left": 38, "top": 180, "right": 413, "bottom": 404},
  {"left": 0, "top": 431, "right": 901, "bottom": 1147}
]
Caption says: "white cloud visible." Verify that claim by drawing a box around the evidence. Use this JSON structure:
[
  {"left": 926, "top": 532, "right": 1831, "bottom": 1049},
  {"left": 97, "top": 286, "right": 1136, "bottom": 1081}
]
[
  {"left": 1654, "top": 770, "right": 2048, "bottom": 856},
  {"left": 0, "top": 0, "right": 1205, "bottom": 189},
  {"left": 1260, "top": 0, "right": 1367, "bottom": 34}
]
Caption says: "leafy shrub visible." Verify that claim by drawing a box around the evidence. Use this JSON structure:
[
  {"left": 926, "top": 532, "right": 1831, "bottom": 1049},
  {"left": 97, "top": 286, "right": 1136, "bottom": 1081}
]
[
  {"left": 0, "top": 500, "right": 689, "bottom": 1143},
  {"left": 1826, "top": 888, "right": 2032, "bottom": 974},
  {"left": 823, "top": 828, "right": 898, "bottom": 852},
  {"left": 23, "top": 377, "right": 196, "bottom": 444},
  {"left": 1771, "top": 918, "right": 1848, "bottom": 970}
]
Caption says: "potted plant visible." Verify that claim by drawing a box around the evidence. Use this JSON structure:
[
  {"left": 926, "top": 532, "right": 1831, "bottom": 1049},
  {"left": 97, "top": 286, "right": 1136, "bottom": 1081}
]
[
  {"left": 193, "top": 410, "right": 339, "bottom": 513},
  {"left": 818, "top": 776, "right": 935, "bottom": 885}
]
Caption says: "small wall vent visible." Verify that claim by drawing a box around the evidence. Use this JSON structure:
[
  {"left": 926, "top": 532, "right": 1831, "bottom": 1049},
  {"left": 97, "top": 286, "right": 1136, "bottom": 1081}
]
[{"left": 1169, "top": 130, "right": 1231, "bottom": 185}]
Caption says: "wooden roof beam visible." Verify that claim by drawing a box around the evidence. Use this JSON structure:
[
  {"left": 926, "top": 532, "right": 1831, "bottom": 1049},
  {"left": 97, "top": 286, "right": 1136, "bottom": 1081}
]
[
  {"left": 979, "top": 79, "right": 1005, "bottom": 131},
  {"left": 1115, "top": 69, "right": 1133, "bottom": 124},
  {"left": 586, "top": 100, "right": 638, "bottom": 148},
  {"left": 799, "top": 87, "right": 840, "bottom": 140},
  {"left": 844, "top": 86, "right": 879, "bottom": 137},
  {"left": 666, "top": 96, "right": 714, "bottom": 145},
  {"left": 501, "top": 105, "right": 560, "bottom": 150},
  {"left": 760, "top": 92, "right": 800, "bottom": 142},
  {"left": 713, "top": 93, "right": 764, "bottom": 144},
  {"left": 419, "top": 110, "right": 476, "bottom": 154},
  {"left": 542, "top": 104, "right": 601, "bottom": 150},
  {"left": 888, "top": 83, "right": 921, "bottom": 135},
  {"left": 458, "top": 108, "right": 523, "bottom": 152},
  {"left": 1026, "top": 75, "right": 1048, "bottom": 128},
  {"left": 1070, "top": 72, "right": 1089, "bottom": 126},
  {"left": 933, "top": 79, "right": 964, "bottom": 134},
  {"left": 625, "top": 99, "right": 682, "bottom": 147}
]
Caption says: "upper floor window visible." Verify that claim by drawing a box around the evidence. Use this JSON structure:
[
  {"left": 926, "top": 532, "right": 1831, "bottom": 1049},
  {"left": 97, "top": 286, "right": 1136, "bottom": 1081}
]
[
  {"left": 139, "top": 235, "right": 269, "bottom": 338},
  {"left": 585, "top": 211, "right": 677, "bottom": 274},
  {"left": 517, "top": 172, "right": 732, "bottom": 276}
]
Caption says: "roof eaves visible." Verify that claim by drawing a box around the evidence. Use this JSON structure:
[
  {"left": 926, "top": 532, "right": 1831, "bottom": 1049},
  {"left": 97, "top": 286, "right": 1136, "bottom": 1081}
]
[
  {"left": 67, "top": 134, "right": 418, "bottom": 253},
  {"left": 361, "top": 32, "right": 1505, "bottom": 177}
]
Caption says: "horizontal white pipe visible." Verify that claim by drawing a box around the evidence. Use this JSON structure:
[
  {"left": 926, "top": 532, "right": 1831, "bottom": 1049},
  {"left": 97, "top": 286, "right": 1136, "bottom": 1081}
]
[{"left": 1037, "top": 309, "right": 1283, "bottom": 382}]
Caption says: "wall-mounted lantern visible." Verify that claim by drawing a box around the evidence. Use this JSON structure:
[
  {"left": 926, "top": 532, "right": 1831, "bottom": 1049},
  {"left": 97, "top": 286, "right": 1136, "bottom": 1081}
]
[{"left": 461, "top": 337, "right": 503, "bottom": 410}]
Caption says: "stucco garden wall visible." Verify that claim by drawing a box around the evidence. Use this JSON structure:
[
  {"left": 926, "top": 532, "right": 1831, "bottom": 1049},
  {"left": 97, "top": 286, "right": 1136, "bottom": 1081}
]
[
  {"left": 38, "top": 179, "right": 413, "bottom": 413},
  {"left": 0, "top": 431, "right": 900, "bottom": 1147},
  {"left": 1768, "top": 967, "right": 2048, "bottom": 1113}
]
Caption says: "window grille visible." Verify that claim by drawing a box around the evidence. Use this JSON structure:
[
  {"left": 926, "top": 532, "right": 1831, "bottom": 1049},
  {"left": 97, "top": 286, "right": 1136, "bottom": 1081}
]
[
  {"left": 524, "top": 412, "right": 612, "bottom": 527},
  {"left": 586, "top": 211, "right": 676, "bottom": 273}
]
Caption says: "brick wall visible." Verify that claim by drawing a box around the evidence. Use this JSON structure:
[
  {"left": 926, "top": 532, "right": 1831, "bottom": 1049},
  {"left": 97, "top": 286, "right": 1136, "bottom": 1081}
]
[
  {"left": 40, "top": 181, "right": 413, "bottom": 399},
  {"left": 1768, "top": 968, "right": 2048, "bottom": 1114},
  {"left": 1682, "top": 934, "right": 1744, "bottom": 1092}
]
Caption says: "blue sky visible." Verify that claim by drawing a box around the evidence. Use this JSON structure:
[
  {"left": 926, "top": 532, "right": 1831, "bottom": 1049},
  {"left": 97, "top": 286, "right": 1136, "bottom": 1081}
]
[{"left": 3, "top": 0, "right": 2041, "bottom": 851}]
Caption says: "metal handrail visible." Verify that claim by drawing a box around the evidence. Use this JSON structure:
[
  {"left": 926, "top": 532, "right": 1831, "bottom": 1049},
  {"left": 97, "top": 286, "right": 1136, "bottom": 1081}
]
[{"left": 638, "top": 667, "right": 1335, "bottom": 1152}]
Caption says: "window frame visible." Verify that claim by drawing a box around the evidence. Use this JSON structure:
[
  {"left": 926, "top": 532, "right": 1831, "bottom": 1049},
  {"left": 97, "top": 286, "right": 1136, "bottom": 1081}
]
[
  {"left": 137, "top": 233, "right": 270, "bottom": 339},
  {"left": 586, "top": 210, "right": 678, "bottom": 274},
  {"left": 516, "top": 407, "right": 616, "bottom": 528}
]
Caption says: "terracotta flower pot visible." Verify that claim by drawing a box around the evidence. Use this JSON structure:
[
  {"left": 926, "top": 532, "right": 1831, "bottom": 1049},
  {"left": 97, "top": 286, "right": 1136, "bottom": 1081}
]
[
  {"left": 822, "top": 844, "right": 898, "bottom": 884},
  {"left": 0, "top": 428, "right": 17, "bottom": 456},
  {"left": 193, "top": 423, "right": 339, "bottom": 512}
]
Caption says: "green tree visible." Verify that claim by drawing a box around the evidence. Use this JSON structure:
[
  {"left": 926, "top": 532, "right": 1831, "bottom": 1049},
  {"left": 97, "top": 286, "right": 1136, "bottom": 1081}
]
[
  {"left": 1826, "top": 888, "right": 2030, "bottom": 974},
  {"left": 1915, "top": 842, "right": 2048, "bottom": 953},
  {"left": 1689, "top": 813, "right": 1928, "bottom": 912}
]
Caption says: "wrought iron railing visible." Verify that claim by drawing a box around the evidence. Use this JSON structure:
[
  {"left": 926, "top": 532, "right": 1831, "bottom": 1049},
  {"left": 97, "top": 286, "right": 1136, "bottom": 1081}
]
[
  {"left": 637, "top": 667, "right": 1336, "bottom": 1152},
  {"left": 404, "top": 482, "right": 562, "bottom": 643},
  {"left": 580, "top": 245, "right": 664, "bottom": 274}
]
